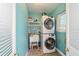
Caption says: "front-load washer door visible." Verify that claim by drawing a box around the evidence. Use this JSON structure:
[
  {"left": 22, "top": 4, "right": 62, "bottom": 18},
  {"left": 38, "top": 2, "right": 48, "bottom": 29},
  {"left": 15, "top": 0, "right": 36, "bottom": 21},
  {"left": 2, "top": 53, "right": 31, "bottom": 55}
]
[
  {"left": 44, "top": 18, "right": 53, "bottom": 30},
  {"left": 45, "top": 37, "right": 55, "bottom": 50}
]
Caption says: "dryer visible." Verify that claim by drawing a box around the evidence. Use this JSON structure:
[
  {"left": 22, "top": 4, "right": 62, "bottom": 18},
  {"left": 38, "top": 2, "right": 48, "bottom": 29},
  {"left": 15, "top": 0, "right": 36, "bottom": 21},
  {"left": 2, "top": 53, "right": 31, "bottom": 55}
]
[
  {"left": 41, "top": 14, "right": 56, "bottom": 53},
  {"left": 42, "top": 15, "right": 55, "bottom": 34},
  {"left": 43, "top": 33, "right": 56, "bottom": 53}
]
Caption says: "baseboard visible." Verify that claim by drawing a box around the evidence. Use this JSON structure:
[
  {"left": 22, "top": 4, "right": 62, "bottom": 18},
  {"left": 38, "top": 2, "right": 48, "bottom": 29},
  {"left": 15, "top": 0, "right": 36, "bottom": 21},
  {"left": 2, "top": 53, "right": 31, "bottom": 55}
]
[{"left": 56, "top": 48, "right": 65, "bottom": 56}]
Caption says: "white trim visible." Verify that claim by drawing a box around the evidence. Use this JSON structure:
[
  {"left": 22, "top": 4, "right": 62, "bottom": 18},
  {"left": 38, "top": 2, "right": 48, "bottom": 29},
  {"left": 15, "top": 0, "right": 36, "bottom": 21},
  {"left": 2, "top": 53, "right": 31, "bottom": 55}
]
[
  {"left": 12, "top": 3, "right": 16, "bottom": 55},
  {"left": 56, "top": 48, "right": 65, "bottom": 56},
  {"left": 66, "top": 3, "right": 70, "bottom": 56}
]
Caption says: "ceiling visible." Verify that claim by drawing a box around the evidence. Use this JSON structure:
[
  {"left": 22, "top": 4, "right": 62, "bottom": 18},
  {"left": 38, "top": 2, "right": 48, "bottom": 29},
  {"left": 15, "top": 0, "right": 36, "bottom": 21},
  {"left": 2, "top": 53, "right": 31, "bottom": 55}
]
[{"left": 26, "top": 3, "right": 59, "bottom": 14}]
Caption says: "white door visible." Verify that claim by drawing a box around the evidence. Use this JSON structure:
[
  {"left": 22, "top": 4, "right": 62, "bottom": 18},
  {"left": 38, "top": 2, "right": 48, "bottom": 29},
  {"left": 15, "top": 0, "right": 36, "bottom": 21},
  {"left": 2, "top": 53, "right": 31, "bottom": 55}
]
[
  {"left": 0, "top": 4, "right": 13, "bottom": 56},
  {"left": 66, "top": 3, "right": 79, "bottom": 56}
]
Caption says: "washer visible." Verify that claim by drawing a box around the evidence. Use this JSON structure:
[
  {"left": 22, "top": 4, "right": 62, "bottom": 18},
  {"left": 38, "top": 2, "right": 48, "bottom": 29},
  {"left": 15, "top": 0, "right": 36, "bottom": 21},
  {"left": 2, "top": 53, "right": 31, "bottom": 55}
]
[
  {"left": 42, "top": 15, "right": 55, "bottom": 34},
  {"left": 43, "top": 33, "right": 56, "bottom": 53},
  {"left": 41, "top": 14, "right": 56, "bottom": 53}
]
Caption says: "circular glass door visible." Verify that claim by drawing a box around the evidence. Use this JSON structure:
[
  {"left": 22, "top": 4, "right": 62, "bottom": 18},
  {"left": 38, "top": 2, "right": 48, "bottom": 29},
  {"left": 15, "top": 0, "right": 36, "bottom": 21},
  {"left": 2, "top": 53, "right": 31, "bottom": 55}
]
[
  {"left": 45, "top": 37, "right": 55, "bottom": 50},
  {"left": 44, "top": 18, "right": 53, "bottom": 30}
]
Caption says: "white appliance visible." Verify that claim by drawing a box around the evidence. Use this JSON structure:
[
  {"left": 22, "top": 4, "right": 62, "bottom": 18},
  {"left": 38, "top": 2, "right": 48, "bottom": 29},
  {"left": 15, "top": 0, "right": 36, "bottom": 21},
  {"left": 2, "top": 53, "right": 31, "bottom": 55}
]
[
  {"left": 42, "top": 15, "right": 55, "bottom": 34},
  {"left": 41, "top": 14, "right": 56, "bottom": 53},
  {"left": 43, "top": 33, "right": 56, "bottom": 53}
]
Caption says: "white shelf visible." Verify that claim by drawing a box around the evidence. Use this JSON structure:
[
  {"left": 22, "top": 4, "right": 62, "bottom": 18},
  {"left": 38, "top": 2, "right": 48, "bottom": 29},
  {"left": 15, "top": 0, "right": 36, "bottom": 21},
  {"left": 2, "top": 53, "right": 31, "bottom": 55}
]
[
  {"left": 28, "top": 21, "right": 40, "bottom": 24},
  {"left": 28, "top": 21, "right": 41, "bottom": 27},
  {"left": 28, "top": 25, "right": 40, "bottom": 27}
]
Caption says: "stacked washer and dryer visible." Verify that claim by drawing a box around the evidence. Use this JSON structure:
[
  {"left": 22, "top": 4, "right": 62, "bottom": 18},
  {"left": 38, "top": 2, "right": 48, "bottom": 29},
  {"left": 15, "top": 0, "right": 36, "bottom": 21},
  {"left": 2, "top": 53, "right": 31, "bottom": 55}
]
[{"left": 41, "top": 13, "right": 56, "bottom": 53}]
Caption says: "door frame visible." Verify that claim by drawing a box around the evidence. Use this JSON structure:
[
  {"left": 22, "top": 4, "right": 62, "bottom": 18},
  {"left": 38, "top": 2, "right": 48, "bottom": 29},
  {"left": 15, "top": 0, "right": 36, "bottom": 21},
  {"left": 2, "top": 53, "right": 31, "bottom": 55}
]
[
  {"left": 56, "top": 11, "right": 67, "bottom": 56},
  {"left": 12, "top": 3, "right": 16, "bottom": 55},
  {"left": 66, "top": 3, "right": 70, "bottom": 56}
]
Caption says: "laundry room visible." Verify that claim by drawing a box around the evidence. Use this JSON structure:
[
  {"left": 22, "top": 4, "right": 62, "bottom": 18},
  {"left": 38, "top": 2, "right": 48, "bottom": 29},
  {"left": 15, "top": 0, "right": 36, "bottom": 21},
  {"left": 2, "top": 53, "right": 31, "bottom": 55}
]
[{"left": 16, "top": 3, "right": 66, "bottom": 56}]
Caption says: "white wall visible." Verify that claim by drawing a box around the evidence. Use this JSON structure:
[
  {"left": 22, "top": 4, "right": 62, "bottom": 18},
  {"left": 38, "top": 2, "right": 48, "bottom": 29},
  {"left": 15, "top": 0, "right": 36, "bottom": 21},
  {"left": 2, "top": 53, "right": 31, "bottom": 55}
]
[{"left": 69, "top": 3, "right": 79, "bottom": 56}]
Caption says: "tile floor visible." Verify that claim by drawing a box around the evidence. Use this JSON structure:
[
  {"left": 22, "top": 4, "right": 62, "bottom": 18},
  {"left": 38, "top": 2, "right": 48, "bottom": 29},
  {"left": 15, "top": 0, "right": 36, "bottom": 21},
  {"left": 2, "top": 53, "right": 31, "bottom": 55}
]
[{"left": 28, "top": 47, "right": 61, "bottom": 56}]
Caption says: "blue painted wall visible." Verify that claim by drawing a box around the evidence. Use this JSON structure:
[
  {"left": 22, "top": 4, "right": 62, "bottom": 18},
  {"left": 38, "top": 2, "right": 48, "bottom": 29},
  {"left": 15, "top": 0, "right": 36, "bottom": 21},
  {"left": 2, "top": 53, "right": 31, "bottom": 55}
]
[
  {"left": 50, "top": 3, "right": 66, "bottom": 16},
  {"left": 28, "top": 12, "right": 41, "bottom": 34},
  {"left": 16, "top": 4, "right": 28, "bottom": 56},
  {"left": 49, "top": 3, "right": 66, "bottom": 55},
  {"left": 28, "top": 12, "right": 41, "bottom": 22},
  {"left": 56, "top": 32, "right": 66, "bottom": 54}
]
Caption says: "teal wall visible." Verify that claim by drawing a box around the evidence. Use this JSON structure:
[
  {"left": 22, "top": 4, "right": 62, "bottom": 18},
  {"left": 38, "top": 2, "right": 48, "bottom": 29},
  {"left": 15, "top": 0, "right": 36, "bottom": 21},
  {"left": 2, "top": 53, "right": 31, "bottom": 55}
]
[
  {"left": 56, "top": 32, "right": 66, "bottom": 54},
  {"left": 28, "top": 12, "right": 41, "bottom": 34},
  {"left": 16, "top": 4, "right": 28, "bottom": 56},
  {"left": 29, "top": 12, "right": 41, "bottom": 22},
  {"left": 50, "top": 3, "right": 66, "bottom": 16},
  {"left": 50, "top": 3, "right": 66, "bottom": 55}
]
